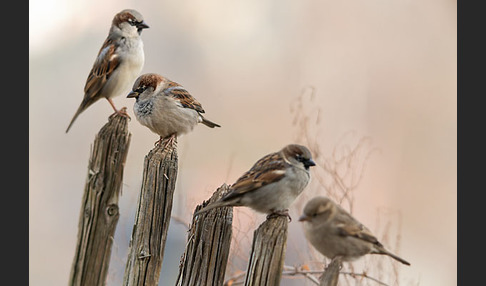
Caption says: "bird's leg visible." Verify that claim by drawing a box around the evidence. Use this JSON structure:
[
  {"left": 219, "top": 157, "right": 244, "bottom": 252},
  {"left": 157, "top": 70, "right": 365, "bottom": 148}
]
[
  {"left": 107, "top": 99, "right": 131, "bottom": 119},
  {"left": 155, "top": 134, "right": 177, "bottom": 149},
  {"left": 267, "top": 209, "right": 292, "bottom": 222},
  {"left": 164, "top": 134, "right": 177, "bottom": 149},
  {"left": 154, "top": 136, "right": 163, "bottom": 147}
]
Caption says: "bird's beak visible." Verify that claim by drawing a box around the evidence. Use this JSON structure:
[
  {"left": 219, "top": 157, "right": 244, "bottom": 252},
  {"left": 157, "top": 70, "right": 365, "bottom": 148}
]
[
  {"left": 304, "top": 159, "right": 316, "bottom": 169},
  {"left": 127, "top": 90, "right": 139, "bottom": 98},
  {"left": 298, "top": 214, "right": 309, "bottom": 222},
  {"left": 136, "top": 21, "right": 150, "bottom": 30},
  {"left": 306, "top": 159, "right": 316, "bottom": 167}
]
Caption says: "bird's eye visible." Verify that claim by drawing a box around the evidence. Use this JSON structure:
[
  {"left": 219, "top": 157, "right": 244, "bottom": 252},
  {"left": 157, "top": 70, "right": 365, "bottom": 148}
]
[{"left": 127, "top": 18, "right": 136, "bottom": 26}]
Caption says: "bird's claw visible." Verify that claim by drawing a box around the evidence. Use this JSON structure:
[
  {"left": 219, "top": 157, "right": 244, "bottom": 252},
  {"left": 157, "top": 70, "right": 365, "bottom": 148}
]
[{"left": 267, "top": 209, "right": 292, "bottom": 222}]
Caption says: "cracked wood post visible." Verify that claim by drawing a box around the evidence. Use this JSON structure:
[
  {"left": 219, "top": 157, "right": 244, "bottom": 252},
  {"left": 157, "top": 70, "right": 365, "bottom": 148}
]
[
  {"left": 244, "top": 216, "right": 289, "bottom": 286},
  {"left": 176, "top": 184, "right": 233, "bottom": 286},
  {"left": 123, "top": 138, "right": 178, "bottom": 286},
  {"left": 69, "top": 111, "right": 131, "bottom": 286},
  {"left": 319, "top": 257, "right": 342, "bottom": 286}
]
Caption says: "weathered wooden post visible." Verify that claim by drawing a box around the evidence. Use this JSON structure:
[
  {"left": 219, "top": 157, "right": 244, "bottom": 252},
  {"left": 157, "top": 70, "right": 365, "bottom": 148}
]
[
  {"left": 176, "top": 184, "right": 233, "bottom": 286},
  {"left": 69, "top": 112, "right": 131, "bottom": 286},
  {"left": 244, "top": 216, "right": 289, "bottom": 286},
  {"left": 319, "top": 257, "right": 342, "bottom": 286},
  {"left": 123, "top": 138, "right": 178, "bottom": 286}
]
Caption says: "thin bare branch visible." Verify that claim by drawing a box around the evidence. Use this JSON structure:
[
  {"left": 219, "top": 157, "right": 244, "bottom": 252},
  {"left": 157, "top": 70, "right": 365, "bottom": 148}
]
[
  {"left": 340, "top": 272, "right": 390, "bottom": 286},
  {"left": 224, "top": 262, "right": 393, "bottom": 286}
]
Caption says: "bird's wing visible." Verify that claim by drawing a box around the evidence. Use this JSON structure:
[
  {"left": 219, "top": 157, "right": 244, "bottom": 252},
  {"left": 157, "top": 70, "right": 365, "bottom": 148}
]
[
  {"left": 335, "top": 213, "right": 383, "bottom": 247},
  {"left": 83, "top": 37, "right": 121, "bottom": 103},
  {"left": 222, "top": 152, "right": 287, "bottom": 201},
  {"left": 163, "top": 81, "right": 206, "bottom": 113}
]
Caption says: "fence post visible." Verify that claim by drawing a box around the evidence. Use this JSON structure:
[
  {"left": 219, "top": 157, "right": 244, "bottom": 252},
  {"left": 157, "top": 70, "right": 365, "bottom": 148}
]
[
  {"left": 319, "top": 257, "right": 342, "bottom": 286},
  {"left": 244, "top": 216, "right": 289, "bottom": 286},
  {"left": 123, "top": 138, "right": 178, "bottom": 286},
  {"left": 69, "top": 112, "right": 131, "bottom": 286},
  {"left": 176, "top": 184, "right": 233, "bottom": 286}
]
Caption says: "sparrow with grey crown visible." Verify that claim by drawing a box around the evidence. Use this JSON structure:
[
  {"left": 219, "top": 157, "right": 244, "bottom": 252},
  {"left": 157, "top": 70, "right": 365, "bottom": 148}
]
[
  {"left": 127, "top": 73, "right": 221, "bottom": 146},
  {"left": 194, "top": 144, "right": 316, "bottom": 221},
  {"left": 66, "top": 9, "right": 149, "bottom": 133},
  {"left": 299, "top": 196, "right": 410, "bottom": 265}
]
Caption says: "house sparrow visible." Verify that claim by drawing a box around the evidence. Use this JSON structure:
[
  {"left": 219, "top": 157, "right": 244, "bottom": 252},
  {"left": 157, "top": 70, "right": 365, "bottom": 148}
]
[
  {"left": 127, "top": 73, "right": 221, "bottom": 145},
  {"left": 299, "top": 196, "right": 410, "bottom": 265},
  {"left": 194, "top": 144, "right": 316, "bottom": 220},
  {"left": 66, "top": 9, "right": 149, "bottom": 133}
]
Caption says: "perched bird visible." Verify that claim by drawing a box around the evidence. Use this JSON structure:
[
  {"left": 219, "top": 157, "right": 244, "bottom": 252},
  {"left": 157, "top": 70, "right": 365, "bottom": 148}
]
[
  {"left": 66, "top": 9, "right": 149, "bottom": 133},
  {"left": 299, "top": 196, "right": 410, "bottom": 265},
  {"left": 194, "top": 144, "right": 316, "bottom": 220},
  {"left": 127, "top": 73, "right": 221, "bottom": 146}
]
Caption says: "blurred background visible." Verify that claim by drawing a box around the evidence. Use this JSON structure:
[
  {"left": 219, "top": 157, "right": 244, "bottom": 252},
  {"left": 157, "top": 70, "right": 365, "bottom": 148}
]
[{"left": 30, "top": 0, "right": 456, "bottom": 285}]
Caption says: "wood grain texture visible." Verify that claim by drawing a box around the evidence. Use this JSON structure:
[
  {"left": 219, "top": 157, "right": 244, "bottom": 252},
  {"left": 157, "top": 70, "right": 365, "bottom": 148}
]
[
  {"left": 176, "top": 184, "right": 233, "bottom": 286},
  {"left": 123, "top": 139, "right": 178, "bottom": 286},
  {"left": 244, "top": 216, "right": 289, "bottom": 286},
  {"left": 69, "top": 113, "right": 131, "bottom": 286},
  {"left": 319, "top": 257, "right": 342, "bottom": 286}
]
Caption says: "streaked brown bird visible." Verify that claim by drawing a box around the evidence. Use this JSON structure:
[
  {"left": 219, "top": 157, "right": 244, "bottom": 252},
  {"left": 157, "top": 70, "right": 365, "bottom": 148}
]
[
  {"left": 194, "top": 144, "right": 316, "bottom": 220},
  {"left": 66, "top": 9, "right": 149, "bottom": 133},
  {"left": 127, "top": 73, "right": 221, "bottom": 146},
  {"left": 299, "top": 196, "right": 410, "bottom": 265}
]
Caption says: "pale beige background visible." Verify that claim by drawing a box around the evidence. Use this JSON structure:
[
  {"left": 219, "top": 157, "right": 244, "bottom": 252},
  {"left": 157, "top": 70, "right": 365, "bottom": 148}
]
[{"left": 30, "top": 0, "right": 456, "bottom": 285}]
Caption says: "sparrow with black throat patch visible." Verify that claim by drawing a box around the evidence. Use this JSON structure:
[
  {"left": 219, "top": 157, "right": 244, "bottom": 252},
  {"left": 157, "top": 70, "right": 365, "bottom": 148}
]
[
  {"left": 194, "top": 144, "right": 316, "bottom": 221},
  {"left": 127, "top": 73, "right": 221, "bottom": 146}
]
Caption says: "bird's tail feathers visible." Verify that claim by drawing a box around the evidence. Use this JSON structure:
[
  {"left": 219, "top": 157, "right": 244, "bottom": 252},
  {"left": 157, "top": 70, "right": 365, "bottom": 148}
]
[
  {"left": 375, "top": 248, "right": 411, "bottom": 266},
  {"left": 387, "top": 252, "right": 411, "bottom": 266},
  {"left": 200, "top": 116, "right": 221, "bottom": 128},
  {"left": 193, "top": 201, "right": 232, "bottom": 217},
  {"left": 66, "top": 104, "right": 86, "bottom": 133}
]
